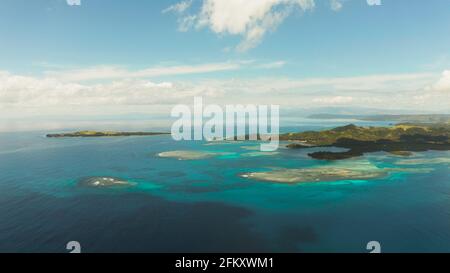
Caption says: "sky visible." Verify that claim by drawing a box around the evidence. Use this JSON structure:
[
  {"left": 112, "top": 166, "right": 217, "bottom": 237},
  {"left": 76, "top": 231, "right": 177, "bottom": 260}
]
[{"left": 0, "top": 0, "right": 449, "bottom": 131}]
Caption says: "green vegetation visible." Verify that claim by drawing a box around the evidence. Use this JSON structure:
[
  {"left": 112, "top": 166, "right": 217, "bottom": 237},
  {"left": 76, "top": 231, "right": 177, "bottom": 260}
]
[
  {"left": 282, "top": 123, "right": 450, "bottom": 160},
  {"left": 46, "top": 131, "right": 170, "bottom": 138}
]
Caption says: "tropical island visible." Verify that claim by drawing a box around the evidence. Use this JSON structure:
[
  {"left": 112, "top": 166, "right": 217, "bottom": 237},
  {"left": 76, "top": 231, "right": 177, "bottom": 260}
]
[
  {"left": 281, "top": 123, "right": 450, "bottom": 160},
  {"left": 78, "top": 176, "right": 136, "bottom": 188},
  {"left": 46, "top": 130, "right": 170, "bottom": 138}
]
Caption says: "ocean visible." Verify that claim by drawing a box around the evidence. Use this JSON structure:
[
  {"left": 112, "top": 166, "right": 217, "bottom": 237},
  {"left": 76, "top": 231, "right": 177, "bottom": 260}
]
[{"left": 0, "top": 121, "right": 449, "bottom": 253}]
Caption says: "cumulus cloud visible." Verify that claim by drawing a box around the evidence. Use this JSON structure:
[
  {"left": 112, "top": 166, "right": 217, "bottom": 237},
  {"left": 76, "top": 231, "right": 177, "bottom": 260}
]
[
  {"left": 413, "top": 70, "right": 450, "bottom": 108},
  {"left": 182, "top": 72, "right": 447, "bottom": 110},
  {"left": 2, "top": 69, "right": 448, "bottom": 122},
  {"left": 0, "top": 76, "right": 208, "bottom": 109},
  {"left": 0, "top": 71, "right": 222, "bottom": 108},
  {"left": 427, "top": 70, "right": 450, "bottom": 92},
  {"left": 166, "top": 0, "right": 315, "bottom": 51}
]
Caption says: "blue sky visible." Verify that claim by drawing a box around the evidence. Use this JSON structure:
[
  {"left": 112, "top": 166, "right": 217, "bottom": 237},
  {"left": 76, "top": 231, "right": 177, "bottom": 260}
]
[
  {"left": 1, "top": 0, "right": 450, "bottom": 76},
  {"left": 0, "top": 0, "right": 449, "bottom": 131}
]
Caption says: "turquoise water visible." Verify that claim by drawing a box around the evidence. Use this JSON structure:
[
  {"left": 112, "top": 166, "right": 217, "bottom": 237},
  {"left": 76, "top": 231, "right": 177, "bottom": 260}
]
[{"left": 0, "top": 128, "right": 449, "bottom": 253}]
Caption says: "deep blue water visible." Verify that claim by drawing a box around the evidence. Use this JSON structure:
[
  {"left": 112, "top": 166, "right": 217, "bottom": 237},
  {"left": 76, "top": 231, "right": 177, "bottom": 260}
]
[{"left": 0, "top": 125, "right": 449, "bottom": 253}]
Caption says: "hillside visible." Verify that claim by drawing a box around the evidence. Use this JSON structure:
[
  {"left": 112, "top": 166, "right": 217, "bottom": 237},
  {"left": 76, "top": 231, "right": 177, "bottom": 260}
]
[{"left": 282, "top": 124, "right": 450, "bottom": 160}]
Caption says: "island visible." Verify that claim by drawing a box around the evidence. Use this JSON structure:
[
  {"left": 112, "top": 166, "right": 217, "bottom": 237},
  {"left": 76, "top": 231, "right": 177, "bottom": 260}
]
[
  {"left": 281, "top": 123, "right": 450, "bottom": 160},
  {"left": 78, "top": 176, "right": 136, "bottom": 188},
  {"left": 46, "top": 130, "right": 171, "bottom": 138}
]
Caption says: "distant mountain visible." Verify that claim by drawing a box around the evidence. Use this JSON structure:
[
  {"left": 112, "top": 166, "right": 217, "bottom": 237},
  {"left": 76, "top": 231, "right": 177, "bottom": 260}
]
[
  {"left": 307, "top": 114, "right": 450, "bottom": 123},
  {"left": 281, "top": 106, "right": 437, "bottom": 117}
]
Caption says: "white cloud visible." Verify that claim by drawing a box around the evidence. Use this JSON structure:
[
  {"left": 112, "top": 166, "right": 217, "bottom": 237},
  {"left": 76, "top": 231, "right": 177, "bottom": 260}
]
[
  {"left": 414, "top": 70, "right": 450, "bottom": 108},
  {"left": 427, "top": 70, "right": 450, "bottom": 92},
  {"left": 45, "top": 62, "right": 243, "bottom": 82},
  {"left": 43, "top": 60, "right": 286, "bottom": 82},
  {"left": 162, "top": 0, "right": 193, "bottom": 14},
  {"left": 313, "top": 96, "right": 353, "bottom": 104},
  {"left": 0, "top": 71, "right": 221, "bottom": 108},
  {"left": 178, "top": 15, "right": 198, "bottom": 32},
  {"left": 167, "top": 0, "right": 315, "bottom": 51},
  {"left": 1, "top": 69, "right": 448, "bottom": 126},
  {"left": 180, "top": 72, "right": 444, "bottom": 109},
  {"left": 330, "top": 0, "right": 343, "bottom": 11},
  {"left": 256, "top": 61, "right": 286, "bottom": 69}
]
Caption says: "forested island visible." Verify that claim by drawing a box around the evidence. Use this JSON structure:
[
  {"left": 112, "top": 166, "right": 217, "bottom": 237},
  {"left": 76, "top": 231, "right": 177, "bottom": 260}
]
[
  {"left": 281, "top": 123, "right": 450, "bottom": 160},
  {"left": 46, "top": 131, "right": 170, "bottom": 138}
]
